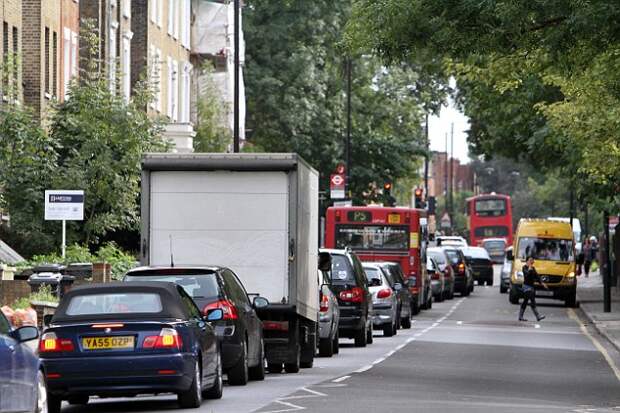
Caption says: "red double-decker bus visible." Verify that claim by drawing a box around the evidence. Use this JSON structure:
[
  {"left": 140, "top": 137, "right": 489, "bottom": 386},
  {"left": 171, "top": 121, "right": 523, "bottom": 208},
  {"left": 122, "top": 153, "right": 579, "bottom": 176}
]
[
  {"left": 324, "top": 206, "right": 430, "bottom": 313},
  {"left": 466, "top": 193, "right": 514, "bottom": 246}
]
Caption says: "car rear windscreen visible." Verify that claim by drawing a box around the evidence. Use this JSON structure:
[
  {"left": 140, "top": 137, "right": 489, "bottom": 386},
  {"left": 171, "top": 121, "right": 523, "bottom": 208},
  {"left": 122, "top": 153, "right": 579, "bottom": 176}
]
[
  {"left": 331, "top": 255, "right": 355, "bottom": 283},
  {"left": 363, "top": 267, "right": 382, "bottom": 282},
  {"left": 443, "top": 249, "right": 460, "bottom": 264},
  {"left": 428, "top": 250, "right": 446, "bottom": 266},
  {"left": 125, "top": 273, "right": 220, "bottom": 300},
  {"left": 66, "top": 293, "right": 163, "bottom": 315}
]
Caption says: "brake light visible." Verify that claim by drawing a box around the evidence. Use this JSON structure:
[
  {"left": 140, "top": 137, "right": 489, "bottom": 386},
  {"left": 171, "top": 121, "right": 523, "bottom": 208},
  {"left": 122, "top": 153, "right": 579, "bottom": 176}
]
[
  {"left": 320, "top": 294, "right": 330, "bottom": 312},
  {"left": 91, "top": 323, "right": 124, "bottom": 329},
  {"left": 458, "top": 263, "right": 465, "bottom": 274},
  {"left": 39, "top": 332, "right": 75, "bottom": 353},
  {"left": 431, "top": 272, "right": 440, "bottom": 280},
  {"left": 339, "top": 287, "right": 364, "bottom": 303},
  {"left": 143, "top": 328, "right": 183, "bottom": 350},
  {"left": 203, "top": 299, "right": 238, "bottom": 320},
  {"left": 263, "top": 321, "right": 289, "bottom": 332},
  {"left": 377, "top": 288, "right": 392, "bottom": 299}
]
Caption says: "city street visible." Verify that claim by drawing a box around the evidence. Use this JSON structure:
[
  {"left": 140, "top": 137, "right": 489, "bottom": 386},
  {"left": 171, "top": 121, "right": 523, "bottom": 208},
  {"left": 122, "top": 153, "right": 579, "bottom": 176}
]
[{"left": 60, "top": 267, "right": 620, "bottom": 413}]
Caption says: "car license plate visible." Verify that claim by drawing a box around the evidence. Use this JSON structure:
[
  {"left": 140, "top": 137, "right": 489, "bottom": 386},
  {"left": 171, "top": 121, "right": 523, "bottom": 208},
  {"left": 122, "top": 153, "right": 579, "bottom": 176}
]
[
  {"left": 537, "top": 290, "right": 554, "bottom": 297},
  {"left": 82, "top": 336, "right": 134, "bottom": 350}
]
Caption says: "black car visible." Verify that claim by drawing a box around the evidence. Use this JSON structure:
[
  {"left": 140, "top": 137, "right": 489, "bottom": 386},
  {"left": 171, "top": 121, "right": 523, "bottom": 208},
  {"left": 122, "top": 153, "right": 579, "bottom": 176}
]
[
  {"left": 124, "top": 267, "right": 267, "bottom": 385},
  {"left": 376, "top": 262, "right": 413, "bottom": 328},
  {"left": 320, "top": 249, "right": 373, "bottom": 347},
  {"left": 461, "top": 246, "right": 494, "bottom": 286},
  {"left": 440, "top": 246, "right": 474, "bottom": 296},
  {"left": 41, "top": 282, "right": 223, "bottom": 412}
]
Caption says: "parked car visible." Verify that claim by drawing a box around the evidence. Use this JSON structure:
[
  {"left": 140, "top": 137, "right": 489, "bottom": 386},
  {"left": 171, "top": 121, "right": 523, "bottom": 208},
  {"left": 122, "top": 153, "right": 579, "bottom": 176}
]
[
  {"left": 481, "top": 238, "right": 507, "bottom": 264},
  {"left": 500, "top": 246, "right": 513, "bottom": 294},
  {"left": 427, "top": 256, "right": 445, "bottom": 302},
  {"left": 124, "top": 266, "right": 267, "bottom": 385},
  {"left": 461, "top": 247, "right": 494, "bottom": 286},
  {"left": 427, "top": 247, "right": 455, "bottom": 300},
  {"left": 317, "top": 252, "right": 340, "bottom": 357},
  {"left": 320, "top": 249, "right": 373, "bottom": 347},
  {"left": 363, "top": 263, "right": 399, "bottom": 337},
  {"left": 40, "top": 282, "right": 224, "bottom": 412},
  {"left": 0, "top": 311, "right": 43, "bottom": 413},
  {"left": 436, "top": 235, "right": 468, "bottom": 247},
  {"left": 376, "top": 262, "right": 413, "bottom": 328},
  {"left": 441, "top": 246, "right": 474, "bottom": 296}
]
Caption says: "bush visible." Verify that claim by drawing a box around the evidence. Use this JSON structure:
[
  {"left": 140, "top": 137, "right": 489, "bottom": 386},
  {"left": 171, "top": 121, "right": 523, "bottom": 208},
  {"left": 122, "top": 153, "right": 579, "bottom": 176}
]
[
  {"left": 13, "top": 284, "right": 58, "bottom": 310},
  {"left": 96, "top": 242, "right": 137, "bottom": 280}
]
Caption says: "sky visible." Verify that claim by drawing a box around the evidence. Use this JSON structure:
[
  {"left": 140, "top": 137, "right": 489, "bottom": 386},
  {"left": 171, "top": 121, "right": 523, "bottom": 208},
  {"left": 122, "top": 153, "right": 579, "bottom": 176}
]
[{"left": 428, "top": 91, "right": 471, "bottom": 164}]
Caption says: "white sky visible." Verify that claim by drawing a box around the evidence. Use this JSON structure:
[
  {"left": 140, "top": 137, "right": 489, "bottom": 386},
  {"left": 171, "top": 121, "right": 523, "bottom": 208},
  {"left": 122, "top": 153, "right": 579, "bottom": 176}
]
[{"left": 428, "top": 89, "right": 471, "bottom": 164}]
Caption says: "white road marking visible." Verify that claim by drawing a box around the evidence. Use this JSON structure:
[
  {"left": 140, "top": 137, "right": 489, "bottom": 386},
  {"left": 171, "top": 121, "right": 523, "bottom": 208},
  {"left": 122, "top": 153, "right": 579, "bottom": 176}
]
[
  {"left": 332, "top": 375, "right": 351, "bottom": 383},
  {"left": 261, "top": 400, "right": 306, "bottom": 412},
  {"left": 373, "top": 357, "right": 386, "bottom": 364},
  {"left": 535, "top": 324, "right": 541, "bottom": 329},
  {"left": 354, "top": 364, "right": 374, "bottom": 373},
  {"left": 456, "top": 321, "right": 463, "bottom": 325}
]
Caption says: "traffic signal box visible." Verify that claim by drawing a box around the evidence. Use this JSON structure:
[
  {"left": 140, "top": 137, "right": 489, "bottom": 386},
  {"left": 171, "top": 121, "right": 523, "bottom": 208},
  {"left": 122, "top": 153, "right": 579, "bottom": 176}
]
[
  {"left": 384, "top": 183, "right": 396, "bottom": 207},
  {"left": 414, "top": 188, "right": 424, "bottom": 209}
]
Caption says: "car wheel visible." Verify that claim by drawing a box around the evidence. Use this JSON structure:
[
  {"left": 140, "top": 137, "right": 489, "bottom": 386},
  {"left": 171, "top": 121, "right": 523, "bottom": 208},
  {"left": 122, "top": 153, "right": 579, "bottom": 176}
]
[
  {"left": 267, "top": 363, "right": 283, "bottom": 374},
  {"left": 319, "top": 337, "right": 334, "bottom": 357},
  {"left": 354, "top": 325, "right": 367, "bottom": 347},
  {"left": 411, "top": 302, "right": 420, "bottom": 315},
  {"left": 47, "top": 394, "right": 62, "bottom": 413},
  {"left": 68, "top": 396, "right": 89, "bottom": 405},
  {"left": 284, "top": 345, "right": 300, "bottom": 373},
  {"left": 383, "top": 322, "right": 394, "bottom": 337},
  {"left": 427, "top": 296, "right": 433, "bottom": 309},
  {"left": 204, "top": 352, "right": 223, "bottom": 399},
  {"left": 487, "top": 279, "right": 494, "bottom": 286},
  {"left": 248, "top": 339, "right": 265, "bottom": 381},
  {"left": 332, "top": 329, "right": 340, "bottom": 354},
  {"left": 500, "top": 285, "right": 507, "bottom": 294},
  {"left": 178, "top": 360, "right": 203, "bottom": 408},
  {"left": 227, "top": 340, "right": 249, "bottom": 385},
  {"left": 401, "top": 316, "right": 412, "bottom": 329},
  {"left": 35, "top": 370, "right": 49, "bottom": 413},
  {"left": 436, "top": 293, "right": 444, "bottom": 302},
  {"left": 366, "top": 323, "right": 374, "bottom": 344}
]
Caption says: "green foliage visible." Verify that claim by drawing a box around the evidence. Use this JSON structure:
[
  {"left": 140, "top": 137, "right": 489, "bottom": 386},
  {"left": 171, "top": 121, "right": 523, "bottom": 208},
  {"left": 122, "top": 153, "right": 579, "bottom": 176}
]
[
  {"left": 13, "top": 285, "right": 58, "bottom": 309},
  {"left": 95, "top": 242, "right": 137, "bottom": 280},
  {"left": 193, "top": 63, "right": 231, "bottom": 152}
]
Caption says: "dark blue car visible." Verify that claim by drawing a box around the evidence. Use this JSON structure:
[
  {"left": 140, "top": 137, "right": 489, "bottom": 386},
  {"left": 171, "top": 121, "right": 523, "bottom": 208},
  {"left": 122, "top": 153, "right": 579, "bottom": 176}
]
[
  {"left": 0, "top": 310, "right": 43, "bottom": 413},
  {"left": 39, "top": 282, "right": 224, "bottom": 412}
]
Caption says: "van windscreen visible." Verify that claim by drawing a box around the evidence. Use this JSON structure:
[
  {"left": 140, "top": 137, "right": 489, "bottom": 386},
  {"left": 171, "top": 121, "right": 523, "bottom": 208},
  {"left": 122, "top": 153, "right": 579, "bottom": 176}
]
[{"left": 517, "top": 237, "right": 574, "bottom": 261}]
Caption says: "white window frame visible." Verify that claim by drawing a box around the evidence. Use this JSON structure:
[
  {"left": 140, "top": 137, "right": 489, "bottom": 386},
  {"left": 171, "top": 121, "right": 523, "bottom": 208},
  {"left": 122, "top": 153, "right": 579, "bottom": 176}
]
[
  {"left": 71, "top": 32, "right": 78, "bottom": 77},
  {"left": 121, "top": 32, "right": 132, "bottom": 102},
  {"left": 182, "top": 0, "right": 190, "bottom": 48},
  {"left": 122, "top": 0, "right": 131, "bottom": 18},
  {"left": 167, "top": 58, "right": 178, "bottom": 121},
  {"left": 168, "top": 0, "right": 174, "bottom": 36},
  {"left": 63, "top": 28, "right": 71, "bottom": 99},
  {"left": 150, "top": 0, "right": 157, "bottom": 23},
  {"left": 108, "top": 22, "right": 118, "bottom": 93}
]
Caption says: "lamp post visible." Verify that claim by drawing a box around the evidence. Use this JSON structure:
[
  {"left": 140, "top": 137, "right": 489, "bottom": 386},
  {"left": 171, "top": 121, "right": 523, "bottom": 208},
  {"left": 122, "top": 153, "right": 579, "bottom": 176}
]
[{"left": 233, "top": 0, "right": 240, "bottom": 153}]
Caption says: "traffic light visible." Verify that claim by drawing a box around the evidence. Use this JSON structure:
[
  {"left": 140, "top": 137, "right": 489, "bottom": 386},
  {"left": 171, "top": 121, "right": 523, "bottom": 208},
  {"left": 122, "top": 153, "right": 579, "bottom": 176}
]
[
  {"left": 414, "top": 187, "right": 424, "bottom": 209},
  {"left": 383, "top": 182, "right": 392, "bottom": 194},
  {"left": 383, "top": 182, "right": 396, "bottom": 206},
  {"left": 428, "top": 196, "right": 436, "bottom": 215}
]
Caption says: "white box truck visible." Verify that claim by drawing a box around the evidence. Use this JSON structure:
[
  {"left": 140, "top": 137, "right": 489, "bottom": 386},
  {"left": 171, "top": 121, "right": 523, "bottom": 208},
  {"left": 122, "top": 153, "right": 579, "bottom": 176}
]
[{"left": 140, "top": 153, "right": 319, "bottom": 372}]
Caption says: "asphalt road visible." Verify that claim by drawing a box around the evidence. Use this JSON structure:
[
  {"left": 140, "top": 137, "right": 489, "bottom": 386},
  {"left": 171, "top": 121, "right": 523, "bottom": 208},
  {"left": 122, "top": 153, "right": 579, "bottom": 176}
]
[{"left": 63, "top": 266, "right": 620, "bottom": 413}]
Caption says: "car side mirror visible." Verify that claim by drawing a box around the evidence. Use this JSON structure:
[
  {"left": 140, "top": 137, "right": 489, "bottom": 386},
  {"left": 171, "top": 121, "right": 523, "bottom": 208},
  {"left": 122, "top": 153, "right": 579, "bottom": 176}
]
[
  {"left": 318, "top": 252, "right": 332, "bottom": 272},
  {"left": 253, "top": 296, "right": 269, "bottom": 309},
  {"left": 393, "top": 282, "right": 402, "bottom": 291},
  {"left": 11, "top": 326, "right": 39, "bottom": 343},
  {"left": 506, "top": 250, "right": 514, "bottom": 261},
  {"left": 206, "top": 308, "right": 224, "bottom": 322},
  {"left": 43, "top": 314, "right": 54, "bottom": 327}
]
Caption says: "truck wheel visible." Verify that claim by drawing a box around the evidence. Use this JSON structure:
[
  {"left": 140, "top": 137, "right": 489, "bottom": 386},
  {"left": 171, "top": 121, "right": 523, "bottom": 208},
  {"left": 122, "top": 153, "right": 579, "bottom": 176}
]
[
  {"left": 319, "top": 337, "right": 334, "bottom": 357},
  {"left": 284, "top": 346, "right": 300, "bottom": 373},
  {"left": 248, "top": 339, "right": 265, "bottom": 381},
  {"left": 354, "top": 326, "right": 367, "bottom": 347},
  {"left": 401, "top": 316, "right": 412, "bottom": 329},
  {"left": 267, "top": 363, "right": 283, "bottom": 374},
  {"left": 227, "top": 340, "right": 249, "bottom": 385},
  {"left": 332, "top": 330, "right": 340, "bottom": 354}
]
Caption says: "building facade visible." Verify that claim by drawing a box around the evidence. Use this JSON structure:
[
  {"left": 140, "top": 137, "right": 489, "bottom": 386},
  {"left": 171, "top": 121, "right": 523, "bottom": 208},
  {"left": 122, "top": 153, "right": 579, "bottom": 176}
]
[
  {"left": 0, "top": 0, "right": 22, "bottom": 103},
  {"left": 429, "top": 151, "right": 474, "bottom": 197},
  {"left": 132, "top": 0, "right": 194, "bottom": 152}
]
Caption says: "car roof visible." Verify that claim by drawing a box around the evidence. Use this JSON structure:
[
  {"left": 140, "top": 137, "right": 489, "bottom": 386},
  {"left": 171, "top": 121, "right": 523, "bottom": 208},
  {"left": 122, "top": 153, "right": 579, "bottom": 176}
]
[
  {"left": 126, "top": 265, "right": 222, "bottom": 274},
  {"left": 461, "top": 247, "right": 491, "bottom": 258},
  {"left": 482, "top": 238, "right": 506, "bottom": 243},
  {"left": 319, "top": 248, "right": 351, "bottom": 257},
  {"left": 52, "top": 282, "right": 189, "bottom": 323}
]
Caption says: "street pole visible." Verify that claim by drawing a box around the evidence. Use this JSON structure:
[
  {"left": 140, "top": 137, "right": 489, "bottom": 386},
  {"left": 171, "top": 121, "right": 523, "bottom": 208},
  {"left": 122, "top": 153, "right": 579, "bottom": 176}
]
[
  {"left": 424, "top": 113, "right": 429, "bottom": 203},
  {"left": 584, "top": 201, "right": 589, "bottom": 237},
  {"left": 233, "top": 0, "right": 240, "bottom": 153},
  {"left": 61, "top": 220, "right": 66, "bottom": 259},
  {"left": 569, "top": 182, "right": 574, "bottom": 230},
  {"left": 345, "top": 57, "right": 352, "bottom": 197},
  {"left": 449, "top": 123, "right": 454, "bottom": 234},
  {"left": 604, "top": 210, "right": 611, "bottom": 312},
  {"left": 444, "top": 132, "right": 448, "bottom": 221}
]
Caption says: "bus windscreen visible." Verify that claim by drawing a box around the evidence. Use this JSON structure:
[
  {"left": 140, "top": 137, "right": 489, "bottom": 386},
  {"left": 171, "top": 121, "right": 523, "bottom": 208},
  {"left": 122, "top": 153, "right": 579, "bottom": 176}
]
[
  {"left": 335, "top": 225, "right": 408, "bottom": 251},
  {"left": 475, "top": 199, "right": 506, "bottom": 217}
]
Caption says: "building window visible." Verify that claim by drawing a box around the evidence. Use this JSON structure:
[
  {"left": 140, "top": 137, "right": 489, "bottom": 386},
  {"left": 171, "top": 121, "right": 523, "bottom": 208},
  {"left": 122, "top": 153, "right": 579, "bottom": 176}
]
[
  {"left": 109, "top": 23, "right": 118, "bottom": 93},
  {"left": 63, "top": 29, "right": 71, "bottom": 98},
  {"left": 12, "top": 26, "right": 18, "bottom": 94},
  {"left": 173, "top": 0, "right": 180, "bottom": 39},
  {"left": 121, "top": 34, "right": 131, "bottom": 102},
  {"left": 151, "top": 0, "right": 162, "bottom": 26},
  {"left": 122, "top": 0, "right": 131, "bottom": 18},
  {"left": 44, "top": 27, "right": 50, "bottom": 95},
  {"left": 184, "top": 0, "right": 191, "bottom": 48},
  {"left": 2, "top": 22, "right": 7, "bottom": 96},
  {"left": 168, "top": 57, "right": 178, "bottom": 120},
  {"left": 150, "top": 45, "right": 162, "bottom": 111},
  {"left": 71, "top": 32, "right": 78, "bottom": 77},
  {"left": 179, "top": 62, "right": 191, "bottom": 122},
  {"left": 168, "top": 0, "right": 174, "bottom": 36},
  {"left": 52, "top": 31, "right": 58, "bottom": 97}
]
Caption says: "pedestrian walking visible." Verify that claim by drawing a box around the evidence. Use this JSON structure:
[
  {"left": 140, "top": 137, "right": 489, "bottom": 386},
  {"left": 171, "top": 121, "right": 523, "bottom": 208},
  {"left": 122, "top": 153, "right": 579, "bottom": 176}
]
[
  {"left": 519, "top": 257, "right": 548, "bottom": 322},
  {"left": 583, "top": 238, "right": 593, "bottom": 277}
]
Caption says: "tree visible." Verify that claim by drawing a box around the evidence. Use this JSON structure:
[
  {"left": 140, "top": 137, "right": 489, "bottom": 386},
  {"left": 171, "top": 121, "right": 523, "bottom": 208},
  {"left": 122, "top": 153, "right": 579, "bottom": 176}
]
[{"left": 193, "top": 63, "right": 231, "bottom": 152}]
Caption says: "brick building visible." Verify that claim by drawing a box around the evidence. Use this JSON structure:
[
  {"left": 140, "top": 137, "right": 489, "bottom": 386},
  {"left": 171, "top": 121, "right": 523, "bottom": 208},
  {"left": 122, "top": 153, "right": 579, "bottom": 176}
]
[
  {"left": 22, "top": 0, "right": 79, "bottom": 119},
  {"left": 429, "top": 151, "right": 474, "bottom": 197},
  {"left": 0, "top": 0, "right": 22, "bottom": 103},
  {"left": 132, "top": 0, "right": 194, "bottom": 152}
]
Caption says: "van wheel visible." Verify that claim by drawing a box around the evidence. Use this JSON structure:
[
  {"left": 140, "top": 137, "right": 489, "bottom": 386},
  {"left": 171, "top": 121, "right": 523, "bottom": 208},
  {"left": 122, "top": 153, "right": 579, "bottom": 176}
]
[
  {"left": 354, "top": 325, "right": 367, "bottom": 347},
  {"left": 565, "top": 293, "right": 577, "bottom": 308}
]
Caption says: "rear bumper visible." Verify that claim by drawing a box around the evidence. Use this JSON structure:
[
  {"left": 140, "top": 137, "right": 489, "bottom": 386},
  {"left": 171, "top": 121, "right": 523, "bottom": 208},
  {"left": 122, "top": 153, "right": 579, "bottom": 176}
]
[
  {"left": 318, "top": 317, "right": 334, "bottom": 339},
  {"left": 430, "top": 281, "right": 442, "bottom": 295},
  {"left": 371, "top": 306, "right": 394, "bottom": 327},
  {"left": 42, "top": 353, "right": 194, "bottom": 397},
  {"left": 472, "top": 268, "right": 493, "bottom": 282}
]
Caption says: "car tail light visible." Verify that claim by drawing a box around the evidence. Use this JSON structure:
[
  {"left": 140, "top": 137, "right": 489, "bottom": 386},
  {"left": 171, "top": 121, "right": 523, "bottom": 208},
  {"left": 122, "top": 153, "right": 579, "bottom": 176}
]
[
  {"left": 431, "top": 272, "right": 440, "bottom": 280},
  {"left": 203, "top": 299, "right": 238, "bottom": 320},
  {"left": 39, "top": 332, "right": 75, "bottom": 353},
  {"left": 377, "top": 288, "right": 392, "bottom": 299},
  {"left": 458, "top": 263, "right": 465, "bottom": 274},
  {"left": 320, "top": 294, "right": 330, "bottom": 312},
  {"left": 143, "top": 328, "right": 183, "bottom": 350},
  {"left": 339, "top": 287, "right": 364, "bottom": 303},
  {"left": 263, "top": 321, "right": 289, "bottom": 332},
  {"left": 409, "top": 286, "right": 420, "bottom": 294}
]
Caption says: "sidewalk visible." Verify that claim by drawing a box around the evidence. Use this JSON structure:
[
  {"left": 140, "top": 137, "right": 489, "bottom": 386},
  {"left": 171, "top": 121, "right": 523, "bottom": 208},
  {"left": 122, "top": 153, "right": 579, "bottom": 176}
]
[{"left": 576, "top": 268, "right": 620, "bottom": 351}]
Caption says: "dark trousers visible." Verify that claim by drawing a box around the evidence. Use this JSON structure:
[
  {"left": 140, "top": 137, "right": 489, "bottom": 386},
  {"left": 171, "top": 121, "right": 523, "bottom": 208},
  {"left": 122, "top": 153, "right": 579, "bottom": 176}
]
[
  {"left": 520, "top": 289, "right": 540, "bottom": 318},
  {"left": 584, "top": 260, "right": 592, "bottom": 276}
]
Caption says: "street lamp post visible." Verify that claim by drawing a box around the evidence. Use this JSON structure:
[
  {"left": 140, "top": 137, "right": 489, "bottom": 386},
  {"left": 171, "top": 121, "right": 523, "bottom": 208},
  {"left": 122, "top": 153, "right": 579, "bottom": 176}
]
[{"left": 233, "top": 0, "right": 240, "bottom": 153}]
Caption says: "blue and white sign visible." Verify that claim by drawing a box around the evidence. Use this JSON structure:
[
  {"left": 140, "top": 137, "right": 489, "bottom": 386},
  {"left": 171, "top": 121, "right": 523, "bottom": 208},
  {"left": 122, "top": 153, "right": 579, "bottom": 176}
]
[{"left": 44, "top": 190, "right": 84, "bottom": 221}]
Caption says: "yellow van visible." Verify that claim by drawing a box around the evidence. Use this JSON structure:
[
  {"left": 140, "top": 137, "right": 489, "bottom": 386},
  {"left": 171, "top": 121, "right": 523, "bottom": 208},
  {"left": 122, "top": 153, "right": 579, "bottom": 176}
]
[{"left": 508, "top": 219, "right": 577, "bottom": 307}]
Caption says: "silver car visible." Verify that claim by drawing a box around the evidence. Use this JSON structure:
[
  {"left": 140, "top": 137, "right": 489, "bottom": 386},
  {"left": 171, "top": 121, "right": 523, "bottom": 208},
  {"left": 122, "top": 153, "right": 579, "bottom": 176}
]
[
  {"left": 318, "top": 268, "right": 340, "bottom": 357},
  {"left": 500, "top": 246, "right": 513, "bottom": 294},
  {"left": 428, "top": 256, "right": 445, "bottom": 302},
  {"left": 363, "top": 263, "right": 399, "bottom": 337}
]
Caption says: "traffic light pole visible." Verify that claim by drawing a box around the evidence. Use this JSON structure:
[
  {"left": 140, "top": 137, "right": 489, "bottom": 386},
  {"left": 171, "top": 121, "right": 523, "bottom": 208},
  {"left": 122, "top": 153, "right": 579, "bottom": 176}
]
[
  {"left": 424, "top": 113, "right": 429, "bottom": 202},
  {"left": 345, "top": 58, "right": 352, "bottom": 197}
]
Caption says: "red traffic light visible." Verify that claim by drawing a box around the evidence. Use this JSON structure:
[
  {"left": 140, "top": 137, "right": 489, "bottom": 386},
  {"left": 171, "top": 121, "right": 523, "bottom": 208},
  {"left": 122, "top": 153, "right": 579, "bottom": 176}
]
[
  {"left": 414, "top": 188, "right": 423, "bottom": 197},
  {"left": 384, "top": 183, "right": 392, "bottom": 191}
]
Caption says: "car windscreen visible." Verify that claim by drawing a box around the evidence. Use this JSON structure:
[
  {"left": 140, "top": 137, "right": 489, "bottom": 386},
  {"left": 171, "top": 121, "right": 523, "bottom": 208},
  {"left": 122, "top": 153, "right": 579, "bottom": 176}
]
[
  {"left": 125, "top": 273, "right": 220, "bottom": 300},
  {"left": 443, "top": 249, "right": 461, "bottom": 264},
  {"left": 335, "top": 225, "right": 409, "bottom": 251},
  {"left": 331, "top": 255, "right": 355, "bottom": 283},
  {"left": 517, "top": 237, "right": 574, "bottom": 261},
  {"left": 66, "top": 293, "right": 163, "bottom": 315}
]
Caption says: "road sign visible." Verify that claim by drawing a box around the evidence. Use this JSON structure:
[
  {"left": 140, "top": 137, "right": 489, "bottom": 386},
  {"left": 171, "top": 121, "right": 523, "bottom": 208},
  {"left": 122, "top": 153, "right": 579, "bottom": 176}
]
[
  {"left": 45, "top": 190, "right": 84, "bottom": 221},
  {"left": 330, "top": 173, "right": 345, "bottom": 199},
  {"left": 440, "top": 212, "right": 451, "bottom": 228}
]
